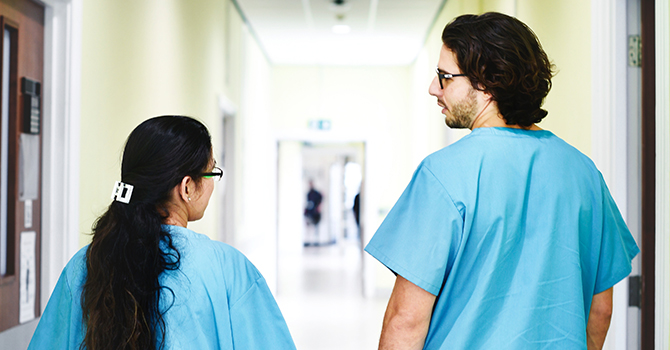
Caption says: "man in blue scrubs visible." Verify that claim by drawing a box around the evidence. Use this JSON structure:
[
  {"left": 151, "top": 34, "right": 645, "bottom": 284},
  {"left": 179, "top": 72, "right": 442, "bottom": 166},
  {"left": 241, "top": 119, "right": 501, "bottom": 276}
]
[{"left": 365, "top": 12, "right": 639, "bottom": 350}]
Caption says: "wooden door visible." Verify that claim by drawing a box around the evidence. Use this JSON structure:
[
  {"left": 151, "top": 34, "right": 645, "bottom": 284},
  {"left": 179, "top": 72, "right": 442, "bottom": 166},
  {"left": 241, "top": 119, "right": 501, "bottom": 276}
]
[
  {"left": 640, "top": 0, "right": 655, "bottom": 347},
  {"left": 0, "top": 0, "right": 44, "bottom": 332}
]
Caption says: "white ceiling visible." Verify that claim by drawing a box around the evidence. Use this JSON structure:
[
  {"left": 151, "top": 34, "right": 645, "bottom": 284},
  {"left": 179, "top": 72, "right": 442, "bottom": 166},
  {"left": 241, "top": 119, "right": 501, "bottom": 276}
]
[{"left": 233, "top": 0, "right": 446, "bottom": 65}]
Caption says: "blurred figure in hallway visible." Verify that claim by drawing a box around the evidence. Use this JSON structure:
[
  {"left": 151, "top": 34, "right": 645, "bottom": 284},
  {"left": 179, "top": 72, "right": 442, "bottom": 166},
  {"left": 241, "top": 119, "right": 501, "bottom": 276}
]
[
  {"left": 304, "top": 180, "right": 323, "bottom": 246},
  {"left": 353, "top": 192, "right": 360, "bottom": 230}
]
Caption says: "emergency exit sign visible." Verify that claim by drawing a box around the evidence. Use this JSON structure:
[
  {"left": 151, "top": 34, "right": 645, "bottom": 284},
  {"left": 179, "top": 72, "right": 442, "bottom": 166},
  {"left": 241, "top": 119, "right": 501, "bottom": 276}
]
[{"left": 308, "top": 119, "right": 331, "bottom": 130}]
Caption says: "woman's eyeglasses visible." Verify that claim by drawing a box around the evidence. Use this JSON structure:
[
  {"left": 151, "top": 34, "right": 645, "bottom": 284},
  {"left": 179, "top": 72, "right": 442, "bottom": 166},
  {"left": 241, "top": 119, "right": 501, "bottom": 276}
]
[{"left": 201, "top": 166, "right": 224, "bottom": 181}]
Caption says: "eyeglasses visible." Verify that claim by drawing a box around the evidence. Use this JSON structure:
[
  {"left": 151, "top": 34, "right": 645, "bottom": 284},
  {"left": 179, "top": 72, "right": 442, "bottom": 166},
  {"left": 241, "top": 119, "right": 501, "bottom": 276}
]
[
  {"left": 436, "top": 68, "right": 466, "bottom": 89},
  {"left": 201, "top": 166, "right": 223, "bottom": 181}
]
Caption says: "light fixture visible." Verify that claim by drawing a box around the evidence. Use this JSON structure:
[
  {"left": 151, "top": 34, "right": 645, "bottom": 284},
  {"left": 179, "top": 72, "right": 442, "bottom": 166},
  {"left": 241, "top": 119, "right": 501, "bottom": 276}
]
[
  {"left": 329, "top": 0, "right": 351, "bottom": 14},
  {"left": 331, "top": 24, "right": 351, "bottom": 34}
]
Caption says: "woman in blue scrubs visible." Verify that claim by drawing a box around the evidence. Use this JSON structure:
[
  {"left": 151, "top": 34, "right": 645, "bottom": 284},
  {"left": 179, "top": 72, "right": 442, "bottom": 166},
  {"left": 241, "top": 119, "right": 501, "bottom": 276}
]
[{"left": 29, "top": 116, "right": 296, "bottom": 350}]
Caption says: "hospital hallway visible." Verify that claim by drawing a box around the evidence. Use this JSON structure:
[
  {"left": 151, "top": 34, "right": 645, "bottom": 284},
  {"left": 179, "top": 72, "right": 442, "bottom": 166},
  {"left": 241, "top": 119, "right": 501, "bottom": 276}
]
[
  {"left": 275, "top": 238, "right": 391, "bottom": 350},
  {"left": 1, "top": 0, "right": 669, "bottom": 348}
]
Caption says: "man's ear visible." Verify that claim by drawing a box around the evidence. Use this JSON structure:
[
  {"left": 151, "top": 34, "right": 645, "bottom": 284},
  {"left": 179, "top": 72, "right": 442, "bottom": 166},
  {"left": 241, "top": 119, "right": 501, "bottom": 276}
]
[
  {"left": 178, "top": 176, "right": 193, "bottom": 202},
  {"left": 478, "top": 89, "right": 494, "bottom": 104},
  {"left": 478, "top": 86, "right": 492, "bottom": 99}
]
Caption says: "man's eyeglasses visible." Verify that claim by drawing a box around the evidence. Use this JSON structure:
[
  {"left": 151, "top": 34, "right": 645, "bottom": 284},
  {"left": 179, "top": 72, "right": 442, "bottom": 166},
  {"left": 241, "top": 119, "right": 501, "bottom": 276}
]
[
  {"left": 436, "top": 68, "right": 466, "bottom": 89},
  {"left": 202, "top": 166, "right": 224, "bottom": 181}
]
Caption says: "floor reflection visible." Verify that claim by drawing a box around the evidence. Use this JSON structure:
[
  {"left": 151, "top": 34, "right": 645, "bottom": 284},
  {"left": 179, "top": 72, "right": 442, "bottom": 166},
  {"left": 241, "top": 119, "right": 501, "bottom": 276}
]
[{"left": 276, "top": 240, "right": 390, "bottom": 350}]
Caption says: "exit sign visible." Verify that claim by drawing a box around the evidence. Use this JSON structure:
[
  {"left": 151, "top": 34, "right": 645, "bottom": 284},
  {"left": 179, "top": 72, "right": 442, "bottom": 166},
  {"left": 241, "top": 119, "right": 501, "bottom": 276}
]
[{"left": 308, "top": 119, "right": 332, "bottom": 130}]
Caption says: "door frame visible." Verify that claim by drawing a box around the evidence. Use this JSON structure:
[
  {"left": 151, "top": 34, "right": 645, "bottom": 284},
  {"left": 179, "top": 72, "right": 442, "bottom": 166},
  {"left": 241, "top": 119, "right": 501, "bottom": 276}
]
[
  {"left": 38, "top": 0, "right": 82, "bottom": 307},
  {"left": 273, "top": 130, "right": 374, "bottom": 297},
  {"left": 591, "top": 1, "right": 633, "bottom": 346},
  {"left": 0, "top": 0, "right": 81, "bottom": 345},
  {"left": 652, "top": 0, "right": 670, "bottom": 348},
  {"left": 591, "top": 0, "right": 670, "bottom": 348}
]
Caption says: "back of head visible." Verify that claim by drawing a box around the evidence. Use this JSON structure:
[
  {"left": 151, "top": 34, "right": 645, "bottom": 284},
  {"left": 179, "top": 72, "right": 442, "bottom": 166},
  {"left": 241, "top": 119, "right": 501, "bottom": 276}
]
[
  {"left": 82, "top": 116, "right": 212, "bottom": 350},
  {"left": 121, "top": 115, "right": 212, "bottom": 206},
  {"left": 442, "top": 12, "right": 555, "bottom": 126}
]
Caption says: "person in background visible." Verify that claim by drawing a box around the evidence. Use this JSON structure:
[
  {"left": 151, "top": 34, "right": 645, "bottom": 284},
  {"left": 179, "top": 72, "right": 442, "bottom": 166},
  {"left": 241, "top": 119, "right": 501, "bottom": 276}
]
[
  {"left": 365, "top": 12, "right": 639, "bottom": 350},
  {"left": 353, "top": 193, "right": 360, "bottom": 228},
  {"left": 29, "top": 116, "right": 296, "bottom": 350},
  {"left": 304, "top": 180, "right": 323, "bottom": 246}
]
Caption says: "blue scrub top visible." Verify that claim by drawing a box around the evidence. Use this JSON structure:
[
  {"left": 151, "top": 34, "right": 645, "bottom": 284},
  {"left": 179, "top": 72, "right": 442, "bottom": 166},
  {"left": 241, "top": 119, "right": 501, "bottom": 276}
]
[
  {"left": 365, "top": 127, "right": 639, "bottom": 349},
  {"left": 28, "top": 225, "right": 296, "bottom": 350}
]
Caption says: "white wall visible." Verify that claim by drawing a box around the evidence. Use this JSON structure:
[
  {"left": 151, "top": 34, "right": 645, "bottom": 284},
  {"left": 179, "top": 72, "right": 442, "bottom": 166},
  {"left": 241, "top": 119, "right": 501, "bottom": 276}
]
[{"left": 227, "top": 26, "right": 278, "bottom": 291}]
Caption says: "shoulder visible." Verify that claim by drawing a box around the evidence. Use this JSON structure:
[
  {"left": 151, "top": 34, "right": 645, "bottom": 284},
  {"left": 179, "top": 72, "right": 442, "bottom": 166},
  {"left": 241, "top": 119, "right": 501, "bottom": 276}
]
[
  {"left": 532, "top": 131, "right": 603, "bottom": 180},
  {"left": 162, "top": 226, "right": 266, "bottom": 304},
  {"left": 48, "top": 245, "right": 88, "bottom": 299},
  {"left": 415, "top": 134, "right": 483, "bottom": 188},
  {"left": 68, "top": 245, "right": 88, "bottom": 266},
  {"left": 165, "top": 225, "right": 261, "bottom": 278},
  {"left": 426, "top": 128, "right": 597, "bottom": 167},
  {"left": 419, "top": 129, "right": 494, "bottom": 170},
  {"left": 418, "top": 128, "right": 604, "bottom": 195},
  {"left": 65, "top": 246, "right": 88, "bottom": 280}
]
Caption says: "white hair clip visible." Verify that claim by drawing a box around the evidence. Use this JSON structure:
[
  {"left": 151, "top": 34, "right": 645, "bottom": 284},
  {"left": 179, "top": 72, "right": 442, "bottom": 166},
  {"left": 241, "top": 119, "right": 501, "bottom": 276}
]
[{"left": 111, "top": 181, "right": 134, "bottom": 204}]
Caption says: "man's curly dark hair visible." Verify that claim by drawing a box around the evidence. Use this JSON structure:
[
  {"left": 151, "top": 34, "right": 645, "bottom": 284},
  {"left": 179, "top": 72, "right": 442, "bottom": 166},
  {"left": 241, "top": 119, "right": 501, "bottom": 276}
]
[{"left": 442, "top": 12, "right": 555, "bottom": 127}]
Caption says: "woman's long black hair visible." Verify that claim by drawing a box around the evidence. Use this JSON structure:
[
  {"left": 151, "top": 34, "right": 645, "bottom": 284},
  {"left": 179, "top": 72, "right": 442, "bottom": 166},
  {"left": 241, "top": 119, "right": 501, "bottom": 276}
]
[{"left": 80, "top": 116, "right": 212, "bottom": 350}]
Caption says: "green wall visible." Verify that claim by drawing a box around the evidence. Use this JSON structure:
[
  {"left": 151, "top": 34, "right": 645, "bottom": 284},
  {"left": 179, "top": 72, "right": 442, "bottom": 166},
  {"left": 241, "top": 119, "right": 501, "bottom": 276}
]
[{"left": 79, "top": 0, "right": 230, "bottom": 244}]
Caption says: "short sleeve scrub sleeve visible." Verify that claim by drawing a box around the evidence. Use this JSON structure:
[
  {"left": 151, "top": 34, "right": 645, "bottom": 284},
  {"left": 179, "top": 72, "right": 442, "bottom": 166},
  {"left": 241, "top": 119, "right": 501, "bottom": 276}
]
[{"left": 364, "top": 163, "right": 463, "bottom": 295}]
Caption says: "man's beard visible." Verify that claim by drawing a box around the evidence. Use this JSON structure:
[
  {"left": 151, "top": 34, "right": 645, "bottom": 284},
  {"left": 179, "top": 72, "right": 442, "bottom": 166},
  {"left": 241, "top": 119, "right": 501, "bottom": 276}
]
[{"left": 444, "top": 87, "right": 478, "bottom": 129}]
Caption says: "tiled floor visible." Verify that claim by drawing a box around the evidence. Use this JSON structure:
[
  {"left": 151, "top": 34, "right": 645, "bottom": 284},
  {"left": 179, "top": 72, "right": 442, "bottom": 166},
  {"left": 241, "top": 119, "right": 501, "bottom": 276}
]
[{"left": 276, "top": 240, "right": 391, "bottom": 350}]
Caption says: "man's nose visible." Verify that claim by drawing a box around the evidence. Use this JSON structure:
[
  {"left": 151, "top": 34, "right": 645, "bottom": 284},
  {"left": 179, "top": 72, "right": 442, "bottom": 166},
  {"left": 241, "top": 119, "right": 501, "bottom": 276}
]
[{"left": 428, "top": 77, "right": 442, "bottom": 97}]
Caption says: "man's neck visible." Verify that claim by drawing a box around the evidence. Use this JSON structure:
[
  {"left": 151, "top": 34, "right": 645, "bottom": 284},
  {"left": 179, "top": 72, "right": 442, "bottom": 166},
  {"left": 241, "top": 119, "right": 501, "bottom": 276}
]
[{"left": 470, "top": 101, "right": 541, "bottom": 130}]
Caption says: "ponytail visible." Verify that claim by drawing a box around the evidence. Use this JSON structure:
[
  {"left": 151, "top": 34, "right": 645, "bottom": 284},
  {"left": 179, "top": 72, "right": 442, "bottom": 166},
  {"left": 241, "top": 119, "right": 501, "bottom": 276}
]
[{"left": 82, "top": 202, "right": 178, "bottom": 350}]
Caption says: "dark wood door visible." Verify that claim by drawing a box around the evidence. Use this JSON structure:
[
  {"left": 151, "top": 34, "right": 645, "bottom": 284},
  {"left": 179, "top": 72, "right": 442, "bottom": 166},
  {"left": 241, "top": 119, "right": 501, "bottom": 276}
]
[
  {"left": 0, "top": 0, "right": 44, "bottom": 332},
  {"left": 640, "top": 0, "right": 655, "bottom": 348}
]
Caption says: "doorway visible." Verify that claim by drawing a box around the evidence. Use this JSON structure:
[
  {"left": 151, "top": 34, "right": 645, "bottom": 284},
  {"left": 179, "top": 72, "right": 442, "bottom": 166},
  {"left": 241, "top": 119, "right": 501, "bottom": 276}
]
[
  {"left": 300, "top": 143, "right": 363, "bottom": 248},
  {"left": 276, "top": 140, "right": 366, "bottom": 297},
  {"left": 275, "top": 140, "right": 388, "bottom": 349}
]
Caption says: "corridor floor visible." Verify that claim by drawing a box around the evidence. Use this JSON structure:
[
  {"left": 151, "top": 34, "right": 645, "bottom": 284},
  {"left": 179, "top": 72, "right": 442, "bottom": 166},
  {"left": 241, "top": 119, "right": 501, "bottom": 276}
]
[{"left": 275, "top": 240, "right": 391, "bottom": 350}]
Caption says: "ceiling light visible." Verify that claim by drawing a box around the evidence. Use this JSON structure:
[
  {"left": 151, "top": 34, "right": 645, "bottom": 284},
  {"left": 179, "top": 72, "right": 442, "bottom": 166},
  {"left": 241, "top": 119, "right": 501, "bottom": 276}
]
[
  {"left": 329, "top": 0, "right": 351, "bottom": 14},
  {"left": 332, "top": 24, "right": 351, "bottom": 34}
]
